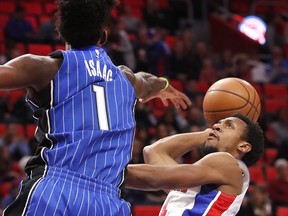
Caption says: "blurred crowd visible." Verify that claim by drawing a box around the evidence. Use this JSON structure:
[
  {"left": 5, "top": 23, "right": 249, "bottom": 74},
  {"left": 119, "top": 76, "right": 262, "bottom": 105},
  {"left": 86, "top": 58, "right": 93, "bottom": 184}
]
[{"left": 0, "top": 0, "right": 288, "bottom": 215}]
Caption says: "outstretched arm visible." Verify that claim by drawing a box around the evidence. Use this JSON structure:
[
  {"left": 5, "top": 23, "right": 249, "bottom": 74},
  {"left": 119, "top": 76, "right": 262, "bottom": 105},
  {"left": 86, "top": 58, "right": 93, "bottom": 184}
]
[
  {"left": 0, "top": 54, "right": 60, "bottom": 91},
  {"left": 119, "top": 65, "right": 191, "bottom": 110},
  {"left": 126, "top": 152, "right": 242, "bottom": 194}
]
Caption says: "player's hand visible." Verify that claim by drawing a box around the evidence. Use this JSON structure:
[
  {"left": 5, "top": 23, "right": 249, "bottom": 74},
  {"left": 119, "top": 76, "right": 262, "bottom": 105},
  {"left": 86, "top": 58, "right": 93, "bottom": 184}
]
[{"left": 139, "top": 85, "right": 192, "bottom": 109}]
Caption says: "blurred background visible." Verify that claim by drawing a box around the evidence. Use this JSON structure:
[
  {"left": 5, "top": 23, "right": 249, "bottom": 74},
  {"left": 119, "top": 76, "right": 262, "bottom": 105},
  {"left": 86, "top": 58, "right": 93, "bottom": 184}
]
[{"left": 0, "top": 0, "right": 288, "bottom": 215}]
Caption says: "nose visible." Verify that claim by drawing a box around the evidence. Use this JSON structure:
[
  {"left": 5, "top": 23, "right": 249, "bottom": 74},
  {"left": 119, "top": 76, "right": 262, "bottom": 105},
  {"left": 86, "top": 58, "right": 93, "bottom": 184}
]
[{"left": 212, "top": 123, "right": 221, "bottom": 131}]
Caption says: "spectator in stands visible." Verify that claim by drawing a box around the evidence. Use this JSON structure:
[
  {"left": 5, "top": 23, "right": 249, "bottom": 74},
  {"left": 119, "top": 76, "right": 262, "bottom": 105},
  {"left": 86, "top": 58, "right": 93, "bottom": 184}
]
[
  {"left": 106, "top": 20, "right": 126, "bottom": 66},
  {"left": 146, "top": 28, "right": 171, "bottom": 77},
  {"left": 180, "top": 29, "right": 194, "bottom": 57},
  {"left": 268, "top": 159, "right": 288, "bottom": 208},
  {"left": 36, "top": 10, "right": 60, "bottom": 44},
  {"left": 159, "top": 106, "right": 187, "bottom": 134},
  {"left": 276, "top": 140, "right": 288, "bottom": 161},
  {"left": 134, "top": 22, "right": 150, "bottom": 72},
  {"left": 268, "top": 107, "right": 288, "bottom": 147},
  {"left": 0, "top": 145, "right": 19, "bottom": 209},
  {"left": 189, "top": 40, "right": 210, "bottom": 80},
  {"left": 186, "top": 105, "right": 207, "bottom": 128},
  {"left": 216, "top": 49, "right": 234, "bottom": 79},
  {"left": 0, "top": 122, "right": 30, "bottom": 161},
  {"left": 0, "top": 43, "right": 24, "bottom": 64},
  {"left": 169, "top": 39, "right": 192, "bottom": 81},
  {"left": 142, "top": 0, "right": 175, "bottom": 34},
  {"left": 1, "top": 177, "right": 21, "bottom": 209},
  {"left": 232, "top": 53, "right": 253, "bottom": 83},
  {"left": 183, "top": 80, "right": 205, "bottom": 108},
  {"left": 0, "top": 92, "right": 9, "bottom": 122},
  {"left": 0, "top": 145, "right": 13, "bottom": 181},
  {"left": 237, "top": 185, "right": 272, "bottom": 216},
  {"left": 119, "top": 4, "right": 140, "bottom": 34},
  {"left": 116, "top": 19, "right": 136, "bottom": 70},
  {"left": 5, "top": 6, "right": 35, "bottom": 43},
  {"left": 266, "top": 46, "right": 288, "bottom": 84},
  {"left": 135, "top": 102, "right": 157, "bottom": 128},
  {"left": 106, "top": 19, "right": 136, "bottom": 70},
  {"left": 249, "top": 52, "right": 269, "bottom": 83},
  {"left": 11, "top": 94, "right": 34, "bottom": 124},
  {"left": 265, "top": 14, "right": 286, "bottom": 52},
  {"left": 199, "top": 56, "right": 218, "bottom": 86}
]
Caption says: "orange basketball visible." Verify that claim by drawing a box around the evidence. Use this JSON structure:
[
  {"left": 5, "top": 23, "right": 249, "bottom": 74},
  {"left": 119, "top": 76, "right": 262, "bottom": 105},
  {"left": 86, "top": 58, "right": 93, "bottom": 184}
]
[{"left": 203, "top": 78, "right": 261, "bottom": 125}]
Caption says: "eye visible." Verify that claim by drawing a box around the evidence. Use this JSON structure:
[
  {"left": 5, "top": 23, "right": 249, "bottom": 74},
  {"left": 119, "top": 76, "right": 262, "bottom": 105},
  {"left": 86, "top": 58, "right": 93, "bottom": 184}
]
[{"left": 225, "top": 122, "right": 233, "bottom": 128}]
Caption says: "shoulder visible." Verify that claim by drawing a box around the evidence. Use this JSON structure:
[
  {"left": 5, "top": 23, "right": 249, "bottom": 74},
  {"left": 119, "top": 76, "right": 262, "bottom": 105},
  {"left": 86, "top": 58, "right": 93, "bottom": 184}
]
[
  {"left": 117, "top": 65, "right": 135, "bottom": 85},
  {"left": 200, "top": 152, "right": 237, "bottom": 164},
  {"left": 197, "top": 152, "right": 242, "bottom": 177},
  {"left": 11, "top": 54, "right": 61, "bottom": 91}
]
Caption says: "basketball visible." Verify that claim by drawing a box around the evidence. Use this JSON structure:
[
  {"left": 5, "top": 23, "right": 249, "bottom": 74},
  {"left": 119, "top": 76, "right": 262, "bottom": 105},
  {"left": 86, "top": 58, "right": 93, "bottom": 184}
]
[{"left": 203, "top": 78, "right": 261, "bottom": 125}]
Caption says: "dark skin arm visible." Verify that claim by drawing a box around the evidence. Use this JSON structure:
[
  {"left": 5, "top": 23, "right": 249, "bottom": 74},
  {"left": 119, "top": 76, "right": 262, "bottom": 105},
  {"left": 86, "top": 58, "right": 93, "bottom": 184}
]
[
  {"left": 143, "top": 129, "right": 211, "bottom": 165},
  {"left": 126, "top": 152, "right": 243, "bottom": 196},
  {"left": 126, "top": 129, "right": 243, "bottom": 196},
  {"left": 0, "top": 54, "right": 61, "bottom": 93},
  {"left": 0, "top": 57, "right": 191, "bottom": 110},
  {"left": 119, "top": 65, "right": 191, "bottom": 109}
]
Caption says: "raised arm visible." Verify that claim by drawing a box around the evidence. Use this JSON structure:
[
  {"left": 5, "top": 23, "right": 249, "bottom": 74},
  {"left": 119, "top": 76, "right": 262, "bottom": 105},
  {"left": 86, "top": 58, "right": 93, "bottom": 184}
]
[
  {"left": 119, "top": 65, "right": 191, "bottom": 110},
  {"left": 143, "top": 129, "right": 212, "bottom": 165}
]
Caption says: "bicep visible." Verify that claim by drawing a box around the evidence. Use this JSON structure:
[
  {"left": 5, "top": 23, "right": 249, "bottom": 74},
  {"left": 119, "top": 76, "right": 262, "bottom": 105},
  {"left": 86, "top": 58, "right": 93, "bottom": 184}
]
[
  {"left": 0, "top": 54, "right": 54, "bottom": 90},
  {"left": 150, "top": 154, "right": 237, "bottom": 190},
  {"left": 158, "top": 163, "right": 225, "bottom": 190},
  {"left": 0, "top": 64, "right": 30, "bottom": 90}
]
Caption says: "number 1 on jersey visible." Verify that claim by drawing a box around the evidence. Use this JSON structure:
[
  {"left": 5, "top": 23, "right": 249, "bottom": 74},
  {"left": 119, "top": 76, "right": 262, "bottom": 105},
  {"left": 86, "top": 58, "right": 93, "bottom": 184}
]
[{"left": 93, "top": 85, "right": 109, "bottom": 130}]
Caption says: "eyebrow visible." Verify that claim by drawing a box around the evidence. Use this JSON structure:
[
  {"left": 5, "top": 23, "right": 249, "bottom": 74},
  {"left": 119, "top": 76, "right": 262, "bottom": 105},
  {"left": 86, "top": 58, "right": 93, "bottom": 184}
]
[{"left": 222, "top": 119, "right": 235, "bottom": 125}]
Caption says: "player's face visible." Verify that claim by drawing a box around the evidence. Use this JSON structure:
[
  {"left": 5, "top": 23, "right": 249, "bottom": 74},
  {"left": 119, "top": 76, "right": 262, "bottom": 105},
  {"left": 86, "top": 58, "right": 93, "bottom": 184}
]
[{"left": 205, "top": 117, "right": 247, "bottom": 153}]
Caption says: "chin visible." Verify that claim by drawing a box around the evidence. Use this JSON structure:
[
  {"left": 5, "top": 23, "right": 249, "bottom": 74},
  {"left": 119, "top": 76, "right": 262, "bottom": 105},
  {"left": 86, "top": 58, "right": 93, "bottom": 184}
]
[{"left": 199, "top": 145, "right": 219, "bottom": 157}]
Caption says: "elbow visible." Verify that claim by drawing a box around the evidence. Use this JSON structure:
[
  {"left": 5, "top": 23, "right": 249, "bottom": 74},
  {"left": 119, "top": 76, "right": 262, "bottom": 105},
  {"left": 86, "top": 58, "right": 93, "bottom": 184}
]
[{"left": 143, "top": 145, "right": 155, "bottom": 164}]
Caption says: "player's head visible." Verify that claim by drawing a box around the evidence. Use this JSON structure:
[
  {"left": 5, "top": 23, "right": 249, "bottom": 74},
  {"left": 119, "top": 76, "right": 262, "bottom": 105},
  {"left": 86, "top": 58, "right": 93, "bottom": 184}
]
[
  {"left": 232, "top": 113, "right": 264, "bottom": 166},
  {"left": 201, "top": 113, "right": 264, "bottom": 167},
  {"left": 56, "top": 0, "right": 118, "bottom": 48}
]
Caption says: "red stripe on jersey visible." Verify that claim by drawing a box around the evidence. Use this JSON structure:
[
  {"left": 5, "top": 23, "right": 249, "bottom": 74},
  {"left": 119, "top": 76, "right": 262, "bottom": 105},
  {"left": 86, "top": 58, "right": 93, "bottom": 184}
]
[
  {"left": 160, "top": 197, "right": 171, "bottom": 216},
  {"left": 206, "top": 192, "right": 236, "bottom": 216}
]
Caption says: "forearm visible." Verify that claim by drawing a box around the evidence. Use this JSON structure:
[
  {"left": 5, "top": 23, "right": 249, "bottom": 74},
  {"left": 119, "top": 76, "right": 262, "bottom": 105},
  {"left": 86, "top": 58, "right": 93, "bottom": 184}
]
[
  {"left": 125, "top": 164, "right": 191, "bottom": 191},
  {"left": 144, "top": 129, "right": 211, "bottom": 165},
  {"left": 134, "top": 72, "right": 167, "bottom": 99},
  {"left": 125, "top": 164, "right": 161, "bottom": 190}
]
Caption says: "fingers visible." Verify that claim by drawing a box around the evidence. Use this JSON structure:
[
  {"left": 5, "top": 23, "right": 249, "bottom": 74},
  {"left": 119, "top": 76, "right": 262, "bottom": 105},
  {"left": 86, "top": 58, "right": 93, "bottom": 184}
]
[
  {"left": 161, "top": 98, "right": 169, "bottom": 107},
  {"left": 180, "top": 93, "right": 192, "bottom": 107},
  {"left": 170, "top": 98, "right": 189, "bottom": 110}
]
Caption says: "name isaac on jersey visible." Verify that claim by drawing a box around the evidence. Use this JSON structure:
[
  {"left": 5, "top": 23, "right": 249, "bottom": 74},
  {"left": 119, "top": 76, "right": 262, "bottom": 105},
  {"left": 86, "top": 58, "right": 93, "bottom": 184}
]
[{"left": 84, "top": 59, "right": 113, "bottom": 81}]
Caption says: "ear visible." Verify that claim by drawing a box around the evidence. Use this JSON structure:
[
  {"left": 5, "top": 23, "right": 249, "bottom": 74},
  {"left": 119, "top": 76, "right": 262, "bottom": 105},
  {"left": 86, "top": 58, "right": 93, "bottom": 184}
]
[
  {"left": 99, "top": 30, "right": 107, "bottom": 46},
  {"left": 238, "top": 141, "right": 252, "bottom": 154}
]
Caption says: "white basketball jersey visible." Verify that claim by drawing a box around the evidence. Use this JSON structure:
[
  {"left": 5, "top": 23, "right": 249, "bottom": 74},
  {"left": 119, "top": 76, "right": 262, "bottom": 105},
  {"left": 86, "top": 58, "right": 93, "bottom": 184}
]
[{"left": 159, "top": 160, "right": 250, "bottom": 216}]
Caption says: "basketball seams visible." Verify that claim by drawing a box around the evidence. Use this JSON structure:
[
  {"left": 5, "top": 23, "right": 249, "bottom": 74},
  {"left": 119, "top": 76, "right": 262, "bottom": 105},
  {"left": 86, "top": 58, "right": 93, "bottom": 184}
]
[
  {"left": 236, "top": 80, "right": 255, "bottom": 118},
  {"left": 234, "top": 80, "right": 261, "bottom": 120},
  {"left": 206, "top": 89, "right": 249, "bottom": 111},
  {"left": 203, "top": 78, "right": 261, "bottom": 124},
  {"left": 207, "top": 81, "right": 259, "bottom": 114}
]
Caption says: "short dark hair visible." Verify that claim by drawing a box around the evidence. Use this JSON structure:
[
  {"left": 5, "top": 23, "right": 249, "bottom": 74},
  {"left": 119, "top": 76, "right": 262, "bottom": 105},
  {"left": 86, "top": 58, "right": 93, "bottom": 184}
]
[
  {"left": 56, "top": 0, "right": 117, "bottom": 48},
  {"left": 233, "top": 113, "right": 264, "bottom": 167}
]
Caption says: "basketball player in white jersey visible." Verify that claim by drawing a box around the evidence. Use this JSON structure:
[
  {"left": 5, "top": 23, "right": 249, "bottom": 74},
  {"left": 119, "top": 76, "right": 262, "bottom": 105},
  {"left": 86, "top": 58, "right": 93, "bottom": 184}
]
[{"left": 126, "top": 113, "right": 264, "bottom": 216}]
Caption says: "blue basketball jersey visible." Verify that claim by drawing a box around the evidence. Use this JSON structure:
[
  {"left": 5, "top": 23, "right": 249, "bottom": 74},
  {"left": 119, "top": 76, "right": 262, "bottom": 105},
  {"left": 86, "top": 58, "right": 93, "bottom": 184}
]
[{"left": 26, "top": 46, "right": 137, "bottom": 188}]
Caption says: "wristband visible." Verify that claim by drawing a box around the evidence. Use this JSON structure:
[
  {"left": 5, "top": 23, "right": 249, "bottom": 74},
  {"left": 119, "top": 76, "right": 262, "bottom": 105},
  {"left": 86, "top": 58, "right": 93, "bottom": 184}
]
[{"left": 159, "top": 77, "right": 169, "bottom": 91}]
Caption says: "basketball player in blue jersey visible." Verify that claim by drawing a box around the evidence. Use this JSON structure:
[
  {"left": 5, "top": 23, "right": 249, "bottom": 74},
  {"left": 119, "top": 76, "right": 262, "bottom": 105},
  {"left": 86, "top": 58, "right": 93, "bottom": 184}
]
[
  {"left": 0, "top": 0, "right": 191, "bottom": 216},
  {"left": 126, "top": 113, "right": 264, "bottom": 215}
]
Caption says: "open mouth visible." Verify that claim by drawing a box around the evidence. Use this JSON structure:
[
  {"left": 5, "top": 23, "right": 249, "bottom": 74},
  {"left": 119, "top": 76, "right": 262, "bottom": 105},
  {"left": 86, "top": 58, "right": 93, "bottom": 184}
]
[{"left": 208, "top": 132, "right": 219, "bottom": 140}]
